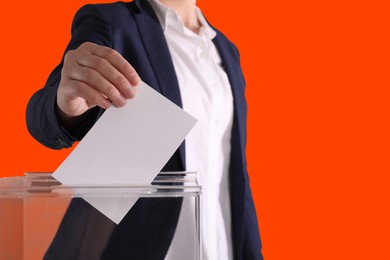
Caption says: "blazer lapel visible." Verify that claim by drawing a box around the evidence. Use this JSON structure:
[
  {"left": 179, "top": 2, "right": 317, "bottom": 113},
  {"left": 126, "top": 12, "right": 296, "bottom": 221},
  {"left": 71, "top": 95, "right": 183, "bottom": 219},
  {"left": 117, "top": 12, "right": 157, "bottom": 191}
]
[
  {"left": 213, "top": 33, "right": 246, "bottom": 259},
  {"left": 133, "top": 0, "right": 186, "bottom": 169},
  {"left": 212, "top": 34, "right": 247, "bottom": 158}
]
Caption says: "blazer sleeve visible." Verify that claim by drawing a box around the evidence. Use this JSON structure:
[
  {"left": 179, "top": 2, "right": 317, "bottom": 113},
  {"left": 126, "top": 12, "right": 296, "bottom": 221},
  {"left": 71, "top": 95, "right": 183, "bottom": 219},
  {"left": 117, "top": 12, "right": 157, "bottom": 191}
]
[{"left": 26, "top": 4, "right": 113, "bottom": 149}]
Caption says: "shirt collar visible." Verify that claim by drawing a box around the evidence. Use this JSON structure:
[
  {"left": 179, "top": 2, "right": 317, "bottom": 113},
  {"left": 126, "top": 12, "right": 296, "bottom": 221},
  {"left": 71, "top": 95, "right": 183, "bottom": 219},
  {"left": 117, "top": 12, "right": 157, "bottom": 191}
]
[{"left": 148, "top": 0, "right": 217, "bottom": 39}]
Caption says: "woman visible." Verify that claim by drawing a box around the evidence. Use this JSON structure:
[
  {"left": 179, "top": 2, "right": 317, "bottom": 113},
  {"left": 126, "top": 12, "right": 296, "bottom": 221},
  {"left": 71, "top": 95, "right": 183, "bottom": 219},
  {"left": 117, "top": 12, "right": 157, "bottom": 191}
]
[{"left": 27, "top": 0, "right": 263, "bottom": 259}]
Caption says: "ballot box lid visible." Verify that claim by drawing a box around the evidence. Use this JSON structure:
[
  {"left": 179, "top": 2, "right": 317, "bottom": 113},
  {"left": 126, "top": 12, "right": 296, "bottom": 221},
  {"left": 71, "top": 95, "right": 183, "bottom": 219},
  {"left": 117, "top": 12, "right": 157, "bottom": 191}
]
[{"left": 0, "top": 172, "right": 201, "bottom": 198}]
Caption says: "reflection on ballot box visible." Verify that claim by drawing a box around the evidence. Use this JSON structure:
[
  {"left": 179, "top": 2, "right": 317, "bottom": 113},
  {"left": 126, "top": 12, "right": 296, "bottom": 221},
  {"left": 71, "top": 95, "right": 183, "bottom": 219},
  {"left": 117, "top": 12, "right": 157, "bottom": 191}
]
[{"left": 0, "top": 172, "right": 202, "bottom": 260}]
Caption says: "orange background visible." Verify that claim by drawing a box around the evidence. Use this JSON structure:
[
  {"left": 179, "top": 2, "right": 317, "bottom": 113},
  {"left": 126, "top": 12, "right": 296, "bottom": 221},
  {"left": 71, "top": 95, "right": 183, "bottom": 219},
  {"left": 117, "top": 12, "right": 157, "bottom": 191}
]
[{"left": 0, "top": 0, "right": 389, "bottom": 259}]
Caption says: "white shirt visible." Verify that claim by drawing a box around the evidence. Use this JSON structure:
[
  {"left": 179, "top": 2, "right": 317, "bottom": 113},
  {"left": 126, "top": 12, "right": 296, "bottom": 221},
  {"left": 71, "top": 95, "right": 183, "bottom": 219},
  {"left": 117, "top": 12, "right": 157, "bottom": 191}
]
[{"left": 148, "top": 1, "right": 234, "bottom": 259}]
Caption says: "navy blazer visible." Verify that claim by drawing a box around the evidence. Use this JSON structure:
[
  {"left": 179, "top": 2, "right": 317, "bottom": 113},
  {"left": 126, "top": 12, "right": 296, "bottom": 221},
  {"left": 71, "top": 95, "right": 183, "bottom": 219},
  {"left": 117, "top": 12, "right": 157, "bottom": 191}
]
[{"left": 26, "top": 1, "right": 263, "bottom": 259}]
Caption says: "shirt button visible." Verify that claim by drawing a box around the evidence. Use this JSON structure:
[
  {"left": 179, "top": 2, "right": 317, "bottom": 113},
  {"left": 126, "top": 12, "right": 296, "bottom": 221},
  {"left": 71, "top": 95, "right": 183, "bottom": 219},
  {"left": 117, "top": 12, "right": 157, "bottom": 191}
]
[{"left": 197, "top": 50, "right": 209, "bottom": 61}]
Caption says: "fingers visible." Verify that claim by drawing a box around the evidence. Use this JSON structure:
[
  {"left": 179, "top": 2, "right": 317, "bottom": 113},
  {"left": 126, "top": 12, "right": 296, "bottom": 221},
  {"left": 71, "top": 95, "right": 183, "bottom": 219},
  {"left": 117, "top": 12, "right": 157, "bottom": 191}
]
[
  {"left": 66, "top": 43, "right": 139, "bottom": 100},
  {"left": 81, "top": 42, "right": 141, "bottom": 87},
  {"left": 76, "top": 54, "right": 136, "bottom": 99},
  {"left": 68, "top": 79, "right": 112, "bottom": 110},
  {"left": 57, "top": 42, "right": 141, "bottom": 117},
  {"left": 67, "top": 63, "right": 127, "bottom": 107}
]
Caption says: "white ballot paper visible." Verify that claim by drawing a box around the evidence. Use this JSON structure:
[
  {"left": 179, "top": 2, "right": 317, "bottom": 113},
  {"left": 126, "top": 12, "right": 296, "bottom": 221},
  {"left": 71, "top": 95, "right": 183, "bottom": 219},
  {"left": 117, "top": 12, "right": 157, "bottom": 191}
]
[{"left": 53, "top": 82, "right": 197, "bottom": 224}]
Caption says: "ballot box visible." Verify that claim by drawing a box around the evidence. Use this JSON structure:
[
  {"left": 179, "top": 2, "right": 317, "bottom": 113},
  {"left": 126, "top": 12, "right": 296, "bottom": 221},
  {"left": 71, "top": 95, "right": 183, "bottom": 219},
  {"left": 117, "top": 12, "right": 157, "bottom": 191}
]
[{"left": 0, "top": 172, "right": 202, "bottom": 260}]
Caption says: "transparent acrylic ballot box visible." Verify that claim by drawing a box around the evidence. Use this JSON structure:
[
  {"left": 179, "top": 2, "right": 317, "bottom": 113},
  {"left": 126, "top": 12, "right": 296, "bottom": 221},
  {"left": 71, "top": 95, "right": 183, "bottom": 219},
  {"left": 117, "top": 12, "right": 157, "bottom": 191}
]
[{"left": 0, "top": 172, "right": 201, "bottom": 260}]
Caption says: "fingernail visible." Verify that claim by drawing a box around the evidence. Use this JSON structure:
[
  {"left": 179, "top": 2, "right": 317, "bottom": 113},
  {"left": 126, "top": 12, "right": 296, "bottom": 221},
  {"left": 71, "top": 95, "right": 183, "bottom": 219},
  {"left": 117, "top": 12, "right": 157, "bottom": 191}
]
[
  {"left": 130, "top": 86, "right": 136, "bottom": 96},
  {"left": 102, "top": 99, "right": 112, "bottom": 109},
  {"left": 133, "top": 78, "right": 141, "bottom": 87},
  {"left": 123, "top": 84, "right": 134, "bottom": 99},
  {"left": 117, "top": 95, "right": 127, "bottom": 107}
]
